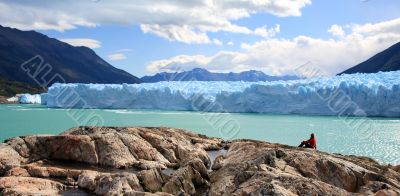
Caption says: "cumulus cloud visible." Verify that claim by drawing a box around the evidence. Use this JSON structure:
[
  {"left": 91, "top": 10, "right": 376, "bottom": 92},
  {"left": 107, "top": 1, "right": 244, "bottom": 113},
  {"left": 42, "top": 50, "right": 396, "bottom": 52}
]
[
  {"left": 352, "top": 18, "right": 400, "bottom": 36},
  {"left": 146, "top": 18, "right": 400, "bottom": 76},
  {"left": 254, "top": 25, "right": 280, "bottom": 38},
  {"left": 140, "top": 24, "right": 211, "bottom": 44},
  {"left": 328, "top": 24, "right": 345, "bottom": 37},
  {"left": 108, "top": 53, "right": 127, "bottom": 61},
  {"left": 147, "top": 51, "right": 249, "bottom": 73},
  {"left": 59, "top": 38, "right": 101, "bottom": 49},
  {"left": 0, "top": 0, "right": 311, "bottom": 44}
]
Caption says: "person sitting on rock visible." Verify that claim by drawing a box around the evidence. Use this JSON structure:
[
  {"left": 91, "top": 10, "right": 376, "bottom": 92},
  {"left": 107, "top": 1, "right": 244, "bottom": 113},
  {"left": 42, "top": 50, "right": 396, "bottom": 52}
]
[{"left": 298, "top": 133, "right": 317, "bottom": 150}]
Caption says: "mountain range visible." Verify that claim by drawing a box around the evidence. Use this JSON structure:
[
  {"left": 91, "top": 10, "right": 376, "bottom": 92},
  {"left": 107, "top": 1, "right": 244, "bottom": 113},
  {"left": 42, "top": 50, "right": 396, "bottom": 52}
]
[
  {"left": 0, "top": 25, "right": 141, "bottom": 87},
  {"left": 340, "top": 42, "right": 400, "bottom": 74},
  {"left": 141, "top": 68, "right": 300, "bottom": 83},
  {"left": 144, "top": 42, "right": 400, "bottom": 82}
]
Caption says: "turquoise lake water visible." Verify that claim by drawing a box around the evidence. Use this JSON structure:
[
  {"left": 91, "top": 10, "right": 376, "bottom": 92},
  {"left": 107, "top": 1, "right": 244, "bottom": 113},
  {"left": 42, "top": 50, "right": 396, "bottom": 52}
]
[{"left": 0, "top": 104, "right": 399, "bottom": 165}]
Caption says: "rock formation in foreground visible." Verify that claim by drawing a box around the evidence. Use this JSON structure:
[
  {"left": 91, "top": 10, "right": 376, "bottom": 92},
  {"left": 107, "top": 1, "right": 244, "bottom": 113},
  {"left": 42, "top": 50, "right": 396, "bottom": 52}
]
[{"left": 0, "top": 127, "right": 399, "bottom": 195}]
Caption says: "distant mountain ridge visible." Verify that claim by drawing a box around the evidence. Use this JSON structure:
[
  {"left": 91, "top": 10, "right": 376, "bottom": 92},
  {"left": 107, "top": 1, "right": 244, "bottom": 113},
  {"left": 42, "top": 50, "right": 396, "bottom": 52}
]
[
  {"left": 141, "top": 68, "right": 300, "bottom": 83},
  {"left": 0, "top": 25, "right": 141, "bottom": 86},
  {"left": 340, "top": 42, "right": 400, "bottom": 74}
]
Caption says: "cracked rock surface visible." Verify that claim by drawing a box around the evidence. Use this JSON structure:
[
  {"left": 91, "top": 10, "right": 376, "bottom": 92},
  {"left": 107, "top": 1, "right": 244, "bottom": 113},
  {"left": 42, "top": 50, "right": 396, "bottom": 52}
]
[{"left": 0, "top": 126, "right": 399, "bottom": 195}]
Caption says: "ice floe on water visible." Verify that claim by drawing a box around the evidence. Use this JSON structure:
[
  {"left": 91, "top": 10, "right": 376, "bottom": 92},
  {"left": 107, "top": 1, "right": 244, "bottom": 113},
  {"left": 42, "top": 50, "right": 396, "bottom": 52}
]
[{"left": 39, "top": 71, "right": 400, "bottom": 117}]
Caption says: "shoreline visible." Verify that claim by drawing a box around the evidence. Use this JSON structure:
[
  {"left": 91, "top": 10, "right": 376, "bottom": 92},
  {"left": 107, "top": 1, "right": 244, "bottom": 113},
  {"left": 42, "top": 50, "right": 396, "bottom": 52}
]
[
  {"left": 0, "top": 96, "right": 17, "bottom": 104},
  {"left": 3, "top": 103, "right": 400, "bottom": 119},
  {"left": 0, "top": 126, "right": 399, "bottom": 195}
]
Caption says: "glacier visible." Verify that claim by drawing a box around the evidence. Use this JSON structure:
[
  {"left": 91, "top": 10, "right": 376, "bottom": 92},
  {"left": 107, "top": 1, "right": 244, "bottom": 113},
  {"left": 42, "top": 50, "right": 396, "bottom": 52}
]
[
  {"left": 19, "top": 94, "right": 42, "bottom": 104},
  {"left": 41, "top": 71, "right": 400, "bottom": 117}
]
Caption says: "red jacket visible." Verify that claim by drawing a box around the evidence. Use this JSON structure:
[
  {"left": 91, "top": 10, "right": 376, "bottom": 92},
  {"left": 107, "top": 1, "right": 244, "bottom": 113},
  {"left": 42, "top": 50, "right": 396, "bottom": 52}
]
[{"left": 304, "top": 133, "right": 317, "bottom": 149}]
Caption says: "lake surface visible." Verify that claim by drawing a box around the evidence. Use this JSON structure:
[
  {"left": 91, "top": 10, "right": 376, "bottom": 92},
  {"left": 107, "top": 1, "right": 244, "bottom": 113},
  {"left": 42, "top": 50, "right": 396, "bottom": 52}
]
[{"left": 1, "top": 104, "right": 399, "bottom": 165}]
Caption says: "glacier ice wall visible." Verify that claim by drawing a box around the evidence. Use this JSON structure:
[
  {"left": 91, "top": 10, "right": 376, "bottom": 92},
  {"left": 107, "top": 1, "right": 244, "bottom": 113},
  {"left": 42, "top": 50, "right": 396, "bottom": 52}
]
[
  {"left": 42, "top": 71, "right": 400, "bottom": 117},
  {"left": 19, "top": 94, "right": 42, "bottom": 104}
]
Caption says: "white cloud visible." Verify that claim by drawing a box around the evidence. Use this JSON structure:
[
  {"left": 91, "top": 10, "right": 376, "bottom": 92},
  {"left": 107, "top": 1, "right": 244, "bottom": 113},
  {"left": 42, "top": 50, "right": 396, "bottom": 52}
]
[
  {"left": 254, "top": 25, "right": 280, "bottom": 38},
  {"left": 328, "top": 24, "right": 345, "bottom": 37},
  {"left": 140, "top": 24, "right": 211, "bottom": 44},
  {"left": 217, "top": 0, "right": 311, "bottom": 17},
  {"left": 59, "top": 38, "right": 101, "bottom": 49},
  {"left": 146, "top": 18, "right": 400, "bottom": 76},
  {"left": 108, "top": 53, "right": 127, "bottom": 61},
  {"left": 0, "top": 0, "right": 311, "bottom": 44},
  {"left": 147, "top": 51, "right": 249, "bottom": 73},
  {"left": 212, "top": 38, "right": 223, "bottom": 46},
  {"left": 227, "top": 41, "right": 234, "bottom": 46},
  {"left": 352, "top": 18, "right": 400, "bottom": 36}
]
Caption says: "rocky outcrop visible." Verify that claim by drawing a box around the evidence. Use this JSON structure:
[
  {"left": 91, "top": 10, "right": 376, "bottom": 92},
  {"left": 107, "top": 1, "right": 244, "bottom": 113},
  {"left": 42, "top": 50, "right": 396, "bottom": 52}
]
[
  {"left": 0, "top": 127, "right": 399, "bottom": 195},
  {"left": 0, "top": 127, "right": 222, "bottom": 195},
  {"left": 0, "top": 177, "right": 64, "bottom": 195},
  {"left": 209, "top": 140, "right": 400, "bottom": 195}
]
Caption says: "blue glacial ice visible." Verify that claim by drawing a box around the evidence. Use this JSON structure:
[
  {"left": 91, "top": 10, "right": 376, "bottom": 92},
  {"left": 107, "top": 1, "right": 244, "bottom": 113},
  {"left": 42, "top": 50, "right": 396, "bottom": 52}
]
[
  {"left": 19, "top": 94, "right": 42, "bottom": 104},
  {"left": 42, "top": 71, "right": 400, "bottom": 117}
]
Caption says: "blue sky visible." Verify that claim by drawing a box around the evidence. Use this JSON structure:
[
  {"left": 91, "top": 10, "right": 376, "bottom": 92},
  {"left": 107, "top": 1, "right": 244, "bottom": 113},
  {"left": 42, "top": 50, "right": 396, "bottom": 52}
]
[{"left": 1, "top": 0, "right": 400, "bottom": 76}]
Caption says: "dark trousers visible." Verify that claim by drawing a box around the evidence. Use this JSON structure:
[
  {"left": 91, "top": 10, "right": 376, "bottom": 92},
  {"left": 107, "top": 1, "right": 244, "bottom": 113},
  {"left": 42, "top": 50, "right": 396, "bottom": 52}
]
[{"left": 298, "top": 141, "right": 312, "bottom": 148}]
